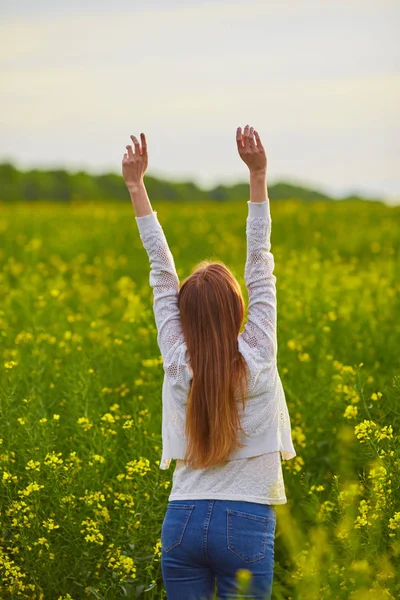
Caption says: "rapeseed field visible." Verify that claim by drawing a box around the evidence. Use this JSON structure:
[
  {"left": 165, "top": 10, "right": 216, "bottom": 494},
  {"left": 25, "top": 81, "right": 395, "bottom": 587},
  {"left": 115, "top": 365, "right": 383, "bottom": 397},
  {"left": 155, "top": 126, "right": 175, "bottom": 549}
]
[{"left": 0, "top": 198, "right": 399, "bottom": 599}]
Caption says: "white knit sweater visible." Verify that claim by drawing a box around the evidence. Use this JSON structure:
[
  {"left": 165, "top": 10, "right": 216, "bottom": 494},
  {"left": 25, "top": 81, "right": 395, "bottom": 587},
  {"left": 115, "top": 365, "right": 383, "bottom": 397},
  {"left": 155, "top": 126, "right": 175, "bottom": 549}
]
[{"left": 135, "top": 199, "right": 296, "bottom": 505}]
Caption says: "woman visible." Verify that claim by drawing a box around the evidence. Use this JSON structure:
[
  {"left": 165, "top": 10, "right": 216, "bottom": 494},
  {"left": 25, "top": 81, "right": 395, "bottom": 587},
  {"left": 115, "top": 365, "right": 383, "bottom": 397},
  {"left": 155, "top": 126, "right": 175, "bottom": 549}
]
[{"left": 122, "top": 125, "right": 296, "bottom": 600}]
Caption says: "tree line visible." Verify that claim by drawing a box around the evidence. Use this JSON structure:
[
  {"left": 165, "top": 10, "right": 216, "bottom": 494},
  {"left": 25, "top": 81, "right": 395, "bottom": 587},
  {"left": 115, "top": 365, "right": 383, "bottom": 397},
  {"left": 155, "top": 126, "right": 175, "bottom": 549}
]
[{"left": 0, "top": 162, "right": 375, "bottom": 203}]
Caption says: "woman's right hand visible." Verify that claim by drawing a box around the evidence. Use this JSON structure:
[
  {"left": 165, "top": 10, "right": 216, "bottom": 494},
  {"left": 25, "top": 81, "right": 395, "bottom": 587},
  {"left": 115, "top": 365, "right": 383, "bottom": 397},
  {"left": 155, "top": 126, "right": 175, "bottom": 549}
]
[{"left": 236, "top": 125, "right": 267, "bottom": 175}]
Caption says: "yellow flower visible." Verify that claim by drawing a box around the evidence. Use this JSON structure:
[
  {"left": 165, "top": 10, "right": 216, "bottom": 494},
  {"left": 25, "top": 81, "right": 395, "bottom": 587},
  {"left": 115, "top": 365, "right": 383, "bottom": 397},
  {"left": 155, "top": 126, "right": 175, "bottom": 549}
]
[
  {"left": 388, "top": 512, "right": 400, "bottom": 537},
  {"left": 375, "top": 424, "right": 393, "bottom": 442},
  {"left": 37, "top": 537, "right": 49, "bottom": 546},
  {"left": 44, "top": 452, "right": 63, "bottom": 468},
  {"left": 291, "top": 425, "right": 306, "bottom": 448},
  {"left": 101, "top": 413, "right": 115, "bottom": 424},
  {"left": 91, "top": 454, "right": 105, "bottom": 463},
  {"left": 343, "top": 404, "right": 358, "bottom": 419},
  {"left": 354, "top": 499, "right": 372, "bottom": 528},
  {"left": 236, "top": 568, "right": 253, "bottom": 586},
  {"left": 26, "top": 460, "right": 41, "bottom": 471},
  {"left": 4, "top": 361, "right": 18, "bottom": 369},
  {"left": 142, "top": 357, "right": 163, "bottom": 368},
  {"left": 80, "top": 518, "right": 104, "bottom": 545},
  {"left": 2, "top": 470, "right": 13, "bottom": 481},
  {"left": 154, "top": 539, "right": 162, "bottom": 560},
  {"left": 15, "top": 331, "right": 34, "bottom": 344},
  {"left": 124, "top": 458, "right": 151, "bottom": 479},
  {"left": 77, "top": 416, "right": 93, "bottom": 431},
  {"left": 342, "top": 365, "right": 356, "bottom": 375},
  {"left": 18, "top": 482, "right": 45, "bottom": 496},
  {"left": 106, "top": 546, "right": 137, "bottom": 578},
  {"left": 354, "top": 420, "right": 377, "bottom": 443},
  {"left": 42, "top": 518, "right": 60, "bottom": 531}
]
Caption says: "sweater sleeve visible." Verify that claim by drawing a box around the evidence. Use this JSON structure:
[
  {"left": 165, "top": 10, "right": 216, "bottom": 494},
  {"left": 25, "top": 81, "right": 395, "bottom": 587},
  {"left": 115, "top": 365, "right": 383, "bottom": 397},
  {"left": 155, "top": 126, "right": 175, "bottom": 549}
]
[
  {"left": 135, "top": 211, "right": 191, "bottom": 391},
  {"left": 239, "top": 200, "right": 277, "bottom": 363}
]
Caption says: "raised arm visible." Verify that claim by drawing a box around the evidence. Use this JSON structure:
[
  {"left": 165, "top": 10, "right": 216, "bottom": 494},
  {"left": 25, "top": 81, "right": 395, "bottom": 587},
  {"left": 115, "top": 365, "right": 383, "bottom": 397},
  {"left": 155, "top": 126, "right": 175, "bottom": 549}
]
[
  {"left": 122, "top": 132, "right": 191, "bottom": 392},
  {"left": 236, "top": 125, "right": 277, "bottom": 363},
  {"left": 135, "top": 212, "right": 192, "bottom": 391}
]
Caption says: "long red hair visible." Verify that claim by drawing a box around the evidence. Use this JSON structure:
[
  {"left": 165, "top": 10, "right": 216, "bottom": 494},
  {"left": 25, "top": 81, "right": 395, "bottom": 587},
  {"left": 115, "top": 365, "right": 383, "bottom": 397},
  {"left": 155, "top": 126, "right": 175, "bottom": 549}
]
[{"left": 177, "top": 260, "right": 250, "bottom": 470}]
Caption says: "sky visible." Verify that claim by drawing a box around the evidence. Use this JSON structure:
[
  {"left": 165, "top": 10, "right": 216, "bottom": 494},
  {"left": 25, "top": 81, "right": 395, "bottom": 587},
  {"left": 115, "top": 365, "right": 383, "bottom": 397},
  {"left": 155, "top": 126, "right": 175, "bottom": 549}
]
[{"left": 0, "top": 0, "right": 399, "bottom": 204}]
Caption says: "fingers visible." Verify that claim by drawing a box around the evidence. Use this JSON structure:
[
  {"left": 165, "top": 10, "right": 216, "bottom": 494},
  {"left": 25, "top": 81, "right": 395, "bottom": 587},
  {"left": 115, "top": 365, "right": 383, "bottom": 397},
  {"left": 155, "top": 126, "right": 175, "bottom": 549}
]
[
  {"left": 140, "top": 132, "right": 147, "bottom": 154},
  {"left": 236, "top": 126, "right": 243, "bottom": 151},
  {"left": 237, "top": 124, "right": 259, "bottom": 154},
  {"left": 254, "top": 129, "right": 263, "bottom": 150},
  {"left": 243, "top": 124, "right": 250, "bottom": 151},
  {"left": 130, "top": 134, "right": 141, "bottom": 155},
  {"left": 125, "top": 133, "right": 147, "bottom": 159},
  {"left": 248, "top": 127, "right": 256, "bottom": 150}
]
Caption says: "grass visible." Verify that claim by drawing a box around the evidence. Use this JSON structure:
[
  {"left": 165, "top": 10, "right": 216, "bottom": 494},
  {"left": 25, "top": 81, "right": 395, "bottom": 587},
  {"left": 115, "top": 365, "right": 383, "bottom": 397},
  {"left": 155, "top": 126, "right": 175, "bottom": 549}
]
[{"left": 0, "top": 198, "right": 399, "bottom": 599}]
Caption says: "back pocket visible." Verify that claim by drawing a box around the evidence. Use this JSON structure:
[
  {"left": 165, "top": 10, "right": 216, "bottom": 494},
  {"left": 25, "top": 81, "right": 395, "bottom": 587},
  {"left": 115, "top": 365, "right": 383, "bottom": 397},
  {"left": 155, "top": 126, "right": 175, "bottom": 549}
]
[
  {"left": 162, "top": 504, "right": 195, "bottom": 553},
  {"left": 227, "top": 508, "right": 269, "bottom": 563}
]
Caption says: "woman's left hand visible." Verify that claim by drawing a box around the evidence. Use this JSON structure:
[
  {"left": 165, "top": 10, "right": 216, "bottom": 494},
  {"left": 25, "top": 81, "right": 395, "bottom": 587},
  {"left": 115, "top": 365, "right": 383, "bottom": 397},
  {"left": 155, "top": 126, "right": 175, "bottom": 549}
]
[{"left": 122, "top": 133, "right": 148, "bottom": 190}]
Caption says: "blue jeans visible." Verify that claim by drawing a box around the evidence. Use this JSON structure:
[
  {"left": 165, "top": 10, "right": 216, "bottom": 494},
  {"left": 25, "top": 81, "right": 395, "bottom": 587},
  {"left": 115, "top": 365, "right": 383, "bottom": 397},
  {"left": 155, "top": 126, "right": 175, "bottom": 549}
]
[{"left": 161, "top": 499, "right": 276, "bottom": 600}]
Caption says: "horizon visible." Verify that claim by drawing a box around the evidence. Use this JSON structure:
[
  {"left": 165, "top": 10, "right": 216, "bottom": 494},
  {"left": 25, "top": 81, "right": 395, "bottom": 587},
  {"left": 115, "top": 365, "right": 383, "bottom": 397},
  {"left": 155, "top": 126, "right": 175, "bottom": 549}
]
[{"left": 0, "top": 159, "right": 393, "bottom": 205}]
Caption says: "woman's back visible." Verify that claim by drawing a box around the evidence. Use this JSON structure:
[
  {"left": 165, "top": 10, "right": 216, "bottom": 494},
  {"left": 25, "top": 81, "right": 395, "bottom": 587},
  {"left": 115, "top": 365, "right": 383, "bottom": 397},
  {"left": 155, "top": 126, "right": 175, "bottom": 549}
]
[{"left": 128, "top": 123, "right": 296, "bottom": 600}]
